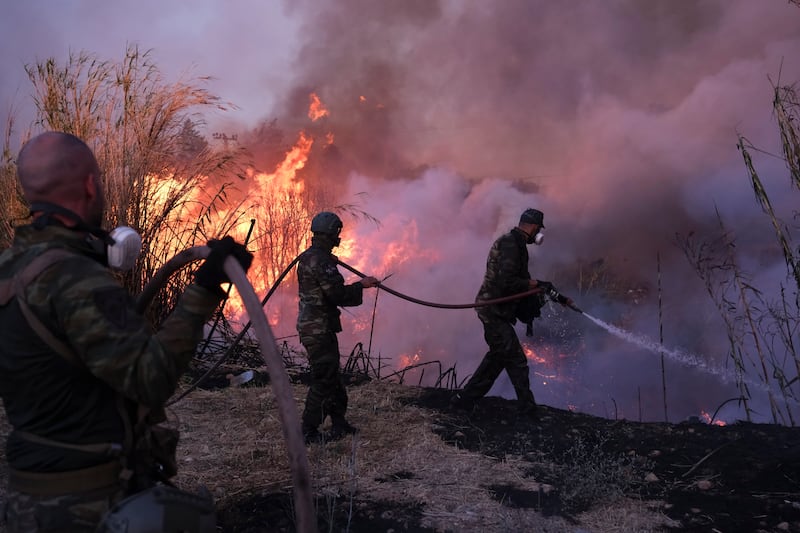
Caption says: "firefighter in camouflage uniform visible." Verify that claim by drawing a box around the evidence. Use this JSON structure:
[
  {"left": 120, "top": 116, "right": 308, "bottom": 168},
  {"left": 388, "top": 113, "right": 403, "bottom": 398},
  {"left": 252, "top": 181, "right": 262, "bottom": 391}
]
[
  {"left": 0, "top": 132, "right": 252, "bottom": 532},
  {"left": 452, "top": 208, "right": 569, "bottom": 416},
  {"left": 296, "top": 211, "right": 378, "bottom": 444}
]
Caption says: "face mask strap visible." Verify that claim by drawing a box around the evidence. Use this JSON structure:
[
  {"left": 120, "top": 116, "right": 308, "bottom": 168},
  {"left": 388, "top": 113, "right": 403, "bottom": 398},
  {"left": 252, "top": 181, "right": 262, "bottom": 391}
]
[
  {"left": 28, "top": 202, "right": 141, "bottom": 271},
  {"left": 29, "top": 202, "right": 114, "bottom": 245},
  {"left": 525, "top": 227, "right": 544, "bottom": 245}
]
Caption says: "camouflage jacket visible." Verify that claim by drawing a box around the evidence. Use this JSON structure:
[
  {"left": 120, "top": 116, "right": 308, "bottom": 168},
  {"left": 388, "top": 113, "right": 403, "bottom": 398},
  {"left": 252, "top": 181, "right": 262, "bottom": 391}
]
[
  {"left": 296, "top": 236, "right": 364, "bottom": 336},
  {"left": 475, "top": 227, "right": 532, "bottom": 323},
  {"left": 0, "top": 224, "right": 222, "bottom": 472}
]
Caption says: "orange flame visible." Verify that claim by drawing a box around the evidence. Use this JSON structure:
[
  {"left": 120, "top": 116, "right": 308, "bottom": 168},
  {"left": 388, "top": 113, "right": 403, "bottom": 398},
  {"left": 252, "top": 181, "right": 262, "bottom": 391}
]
[
  {"left": 222, "top": 130, "right": 315, "bottom": 322},
  {"left": 523, "top": 344, "right": 547, "bottom": 364},
  {"left": 398, "top": 351, "right": 422, "bottom": 369},
  {"left": 700, "top": 410, "right": 727, "bottom": 426},
  {"left": 308, "top": 92, "right": 329, "bottom": 121},
  {"left": 267, "top": 131, "right": 313, "bottom": 186}
]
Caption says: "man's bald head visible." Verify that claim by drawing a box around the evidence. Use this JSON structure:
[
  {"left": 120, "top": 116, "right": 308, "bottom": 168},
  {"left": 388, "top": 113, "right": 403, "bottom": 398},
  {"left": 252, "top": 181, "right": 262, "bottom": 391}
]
[{"left": 17, "top": 131, "right": 104, "bottom": 225}]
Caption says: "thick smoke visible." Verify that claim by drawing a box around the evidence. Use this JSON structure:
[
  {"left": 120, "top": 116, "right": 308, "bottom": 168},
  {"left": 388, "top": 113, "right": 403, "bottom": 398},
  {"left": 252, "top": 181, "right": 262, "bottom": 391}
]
[
  {"left": 4, "top": 1, "right": 799, "bottom": 422},
  {"left": 257, "top": 0, "right": 800, "bottom": 423}
]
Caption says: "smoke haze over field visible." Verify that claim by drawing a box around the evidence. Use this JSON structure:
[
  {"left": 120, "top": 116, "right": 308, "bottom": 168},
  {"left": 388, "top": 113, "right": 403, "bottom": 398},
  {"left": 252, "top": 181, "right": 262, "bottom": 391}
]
[{"left": 3, "top": 1, "right": 800, "bottom": 422}]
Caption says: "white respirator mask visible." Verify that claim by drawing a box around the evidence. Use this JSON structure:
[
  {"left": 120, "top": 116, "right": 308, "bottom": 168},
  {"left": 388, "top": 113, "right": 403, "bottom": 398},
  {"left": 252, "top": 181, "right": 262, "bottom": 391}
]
[
  {"left": 106, "top": 226, "right": 142, "bottom": 271},
  {"left": 29, "top": 202, "right": 142, "bottom": 271},
  {"left": 526, "top": 228, "right": 544, "bottom": 245}
]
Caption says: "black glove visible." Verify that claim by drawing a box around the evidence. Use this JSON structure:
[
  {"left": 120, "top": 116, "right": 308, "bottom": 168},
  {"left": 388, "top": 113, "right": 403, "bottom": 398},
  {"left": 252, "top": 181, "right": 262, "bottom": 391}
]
[
  {"left": 536, "top": 280, "right": 554, "bottom": 293},
  {"left": 194, "top": 237, "right": 254, "bottom": 295}
]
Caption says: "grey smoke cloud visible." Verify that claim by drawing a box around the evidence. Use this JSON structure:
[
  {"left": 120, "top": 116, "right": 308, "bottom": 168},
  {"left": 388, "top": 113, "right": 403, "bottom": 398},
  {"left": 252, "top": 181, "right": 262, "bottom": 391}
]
[
  {"left": 3, "top": 0, "right": 799, "bottom": 422},
  {"left": 272, "top": 0, "right": 800, "bottom": 422}
]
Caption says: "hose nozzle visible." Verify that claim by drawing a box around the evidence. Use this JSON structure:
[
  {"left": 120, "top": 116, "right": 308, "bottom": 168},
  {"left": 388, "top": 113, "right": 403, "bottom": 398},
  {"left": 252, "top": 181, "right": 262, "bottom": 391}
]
[
  {"left": 545, "top": 287, "right": 583, "bottom": 314},
  {"left": 567, "top": 301, "right": 583, "bottom": 314}
]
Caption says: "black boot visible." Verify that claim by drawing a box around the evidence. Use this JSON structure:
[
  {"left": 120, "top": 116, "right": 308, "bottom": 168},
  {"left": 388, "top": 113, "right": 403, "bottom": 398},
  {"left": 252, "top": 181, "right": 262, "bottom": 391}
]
[
  {"left": 518, "top": 400, "right": 539, "bottom": 419},
  {"left": 328, "top": 416, "right": 358, "bottom": 441},
  {"left": 449, "top": 392, "right": 475, "bottom": 411},
  {"left": 303, "top": 424, "right": 323, "bottom": 445}
]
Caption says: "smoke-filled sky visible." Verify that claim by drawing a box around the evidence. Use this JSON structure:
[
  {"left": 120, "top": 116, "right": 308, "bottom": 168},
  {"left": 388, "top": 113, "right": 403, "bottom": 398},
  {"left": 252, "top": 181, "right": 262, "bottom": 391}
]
[{"left": 3, "top": 0, "right": 800, "bottom": 423}]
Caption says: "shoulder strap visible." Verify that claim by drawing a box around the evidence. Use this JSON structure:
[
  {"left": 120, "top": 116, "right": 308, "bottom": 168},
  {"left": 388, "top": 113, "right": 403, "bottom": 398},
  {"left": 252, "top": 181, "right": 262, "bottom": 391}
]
[
  {"left": 1, "top": 248, "right": 83, "bottom": 366},
  {"left": 14, "top": 248, "right": 77, "bottom": 294},
  {"left": 4, "top": 248, "right": 135, "bottom": 470}
]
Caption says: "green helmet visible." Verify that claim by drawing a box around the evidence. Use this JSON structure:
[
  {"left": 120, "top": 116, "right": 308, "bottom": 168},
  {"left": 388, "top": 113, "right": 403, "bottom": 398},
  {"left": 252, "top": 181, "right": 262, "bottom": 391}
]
[{"left": 311, "top": 211, "right": 343, "bottom": 235}]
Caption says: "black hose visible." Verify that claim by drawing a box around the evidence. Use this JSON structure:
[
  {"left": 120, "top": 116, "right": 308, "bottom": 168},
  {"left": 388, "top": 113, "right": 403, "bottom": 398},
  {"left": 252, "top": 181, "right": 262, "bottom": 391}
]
[
  {"left": 167, "top": 255, "right": 301, "bottom": 405},
  {"left": 136, "top": 247, "right": 316, "bottom": 533},
  {"left": 336, "top": 259, "right": 545, "bottom": 308},
  {"left": 164, "top": 254, "right": 574, "bottom": 403}
]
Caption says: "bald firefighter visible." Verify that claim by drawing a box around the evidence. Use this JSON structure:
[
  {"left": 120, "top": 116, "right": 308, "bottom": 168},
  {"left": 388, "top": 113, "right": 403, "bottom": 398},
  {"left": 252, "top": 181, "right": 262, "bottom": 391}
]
[{"left": 0, "top": 131, "right": 252, "bottom": 532}]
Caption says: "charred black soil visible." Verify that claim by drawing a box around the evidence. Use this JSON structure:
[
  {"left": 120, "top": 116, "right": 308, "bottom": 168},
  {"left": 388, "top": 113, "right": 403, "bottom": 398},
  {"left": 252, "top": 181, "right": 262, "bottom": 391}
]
[
  {"left": 213, "top": 382, "right": 800, "bottom": 532},
  {"left": 415, "top": 389, "right": 800, "bottom": 532}
]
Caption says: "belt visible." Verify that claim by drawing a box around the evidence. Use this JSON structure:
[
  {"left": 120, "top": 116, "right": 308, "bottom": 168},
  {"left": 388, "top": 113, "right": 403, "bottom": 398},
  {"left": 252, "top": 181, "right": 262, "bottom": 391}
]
[{"left": 9, "top": 460, "right": 122, "bottom": 496}]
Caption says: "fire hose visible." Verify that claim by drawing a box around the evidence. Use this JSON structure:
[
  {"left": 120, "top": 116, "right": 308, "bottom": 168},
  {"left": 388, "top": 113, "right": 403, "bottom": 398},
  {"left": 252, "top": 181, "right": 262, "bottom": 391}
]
[
  {"left": 136, "top": 248, "right": 583, "bottom": 533},
  {"left": 136, "top": 247, "right": 316, "bottom": 533},
  {"left": 336, "top": 259, "right": 583, "bottom": 313},
  {"left": 165, "top": 252, "right": 582, "bottom": 406}
]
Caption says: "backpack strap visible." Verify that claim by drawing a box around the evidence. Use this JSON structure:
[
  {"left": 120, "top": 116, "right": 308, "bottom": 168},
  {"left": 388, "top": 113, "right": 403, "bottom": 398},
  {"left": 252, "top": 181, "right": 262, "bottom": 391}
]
[
  {"left": 2, "top": 248, "right": 133, "bottom": 481},
  {"left": 0, "top": 248, "right": 81, "bottom": 364},
  {"left": 0, "top": 248, "right": 73, "bottom": 304}
]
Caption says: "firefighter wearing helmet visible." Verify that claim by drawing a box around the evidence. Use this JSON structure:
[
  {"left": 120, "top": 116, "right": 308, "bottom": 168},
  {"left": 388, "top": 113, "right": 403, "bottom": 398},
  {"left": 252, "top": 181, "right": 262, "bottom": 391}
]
[{"left": 296, "top": 212, "right": 379, "bottom": 444}]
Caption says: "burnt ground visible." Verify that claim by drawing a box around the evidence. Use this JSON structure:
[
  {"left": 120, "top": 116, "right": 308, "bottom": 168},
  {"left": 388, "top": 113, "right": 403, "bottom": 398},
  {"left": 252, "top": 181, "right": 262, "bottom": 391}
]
[
  {"left": 418, "top": 390, "right": 800, "bottom": 532},
  {"left": 213, "top": 380, "right": 800, "bottom": 533}
]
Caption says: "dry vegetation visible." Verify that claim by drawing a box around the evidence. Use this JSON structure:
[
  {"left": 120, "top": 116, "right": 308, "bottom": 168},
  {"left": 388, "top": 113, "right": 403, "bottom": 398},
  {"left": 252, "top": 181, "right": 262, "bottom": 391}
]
[
  {"left": 3, "top": 364, "right": 800, "bottom": 532},
  {"left": 677, "top": 79, "right": 800, "bottom": 426},
  {"left": 163, "top": 378, "right": 679, "bottom": 533},
  {"left": 2, "top": 11, "right": 800, "bottom": 531}
]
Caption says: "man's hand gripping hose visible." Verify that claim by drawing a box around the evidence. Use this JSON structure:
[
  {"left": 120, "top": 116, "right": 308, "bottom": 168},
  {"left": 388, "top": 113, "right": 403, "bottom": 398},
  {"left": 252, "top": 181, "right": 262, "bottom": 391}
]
[
  {"left": 136, "top": 246, "right": 317, "bottom": 533},
  {"left": 535, "top": 280, "right": 583, "bottom": 313}
]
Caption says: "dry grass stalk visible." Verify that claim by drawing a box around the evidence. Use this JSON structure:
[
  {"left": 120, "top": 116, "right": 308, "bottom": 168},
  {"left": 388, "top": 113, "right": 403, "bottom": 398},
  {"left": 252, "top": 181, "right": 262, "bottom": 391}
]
[
  {"left": 773, "top": 81, "right": 800, "bottom": 189},
  {"left": 0, "top": 116, "right": 29, "bottom": 249},
  {"left": 23, "top": 44, "right": 250, "bottom": 323},
  {"left": 738, "top": 135, "right": 800, "bottom": 291},
  {"left": 678, "top": 72, "right": 800, "bottom": 425},
  {"left": 168, "top": 380, "right": 674, "bottom": 532}
]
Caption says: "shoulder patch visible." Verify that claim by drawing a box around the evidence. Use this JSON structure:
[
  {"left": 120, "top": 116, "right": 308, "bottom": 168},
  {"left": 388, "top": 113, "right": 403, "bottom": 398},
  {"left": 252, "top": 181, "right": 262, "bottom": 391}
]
[{"left": 93, "top": 287, "right": 137, "bottom": 330}]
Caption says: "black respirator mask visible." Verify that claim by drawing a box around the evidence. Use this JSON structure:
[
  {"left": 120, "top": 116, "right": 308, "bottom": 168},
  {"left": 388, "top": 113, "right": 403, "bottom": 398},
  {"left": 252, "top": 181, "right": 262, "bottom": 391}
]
[
  {"left": 527, "top": 228, "right": 544, "bottom": 245},
  {"left": 313, "top": 231, "right": 341, "bottom": 248},
  {"left": 327, "top": 234, "right": 342, "bottom": 248},
  {"left": 29, "top": 202, "right": 142, "bottom": 271}
]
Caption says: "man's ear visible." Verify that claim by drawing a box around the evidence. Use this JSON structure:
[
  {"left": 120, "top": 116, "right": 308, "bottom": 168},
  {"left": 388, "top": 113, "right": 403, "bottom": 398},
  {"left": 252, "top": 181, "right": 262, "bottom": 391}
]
[{"left": 84, "top": 172, "right": 96, "bottom": 200}]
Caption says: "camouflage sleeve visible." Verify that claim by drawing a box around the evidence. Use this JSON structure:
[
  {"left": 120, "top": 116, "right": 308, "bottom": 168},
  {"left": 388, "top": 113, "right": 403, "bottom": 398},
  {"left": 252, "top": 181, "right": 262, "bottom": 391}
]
[
  {"left": 32, "top": 256, "right": 220, "bottom": 409},
  {"left": 310, "top": 253, "right": 363, "bottom": 308},
  {"left": 492, "top": 235, "right": 531, "bottom": 295}
]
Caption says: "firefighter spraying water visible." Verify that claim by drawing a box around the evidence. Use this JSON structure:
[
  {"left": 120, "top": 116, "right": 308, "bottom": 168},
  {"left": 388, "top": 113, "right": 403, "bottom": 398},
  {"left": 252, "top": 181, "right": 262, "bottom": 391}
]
[{"left": 449, "top": 208, "right": 577, "bottom": 415}]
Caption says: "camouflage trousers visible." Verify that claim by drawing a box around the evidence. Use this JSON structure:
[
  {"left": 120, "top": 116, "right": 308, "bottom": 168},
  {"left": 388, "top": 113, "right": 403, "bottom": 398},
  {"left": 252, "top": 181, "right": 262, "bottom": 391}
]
[
  {"left": 461, "top": 314, "right": 536, "bottom": 407},
  {"left": 3, "top": 485, "right": 123, "bottom": 532},
  {"left": 299, "top": 332, "right": 348, "bottom": 430}
]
